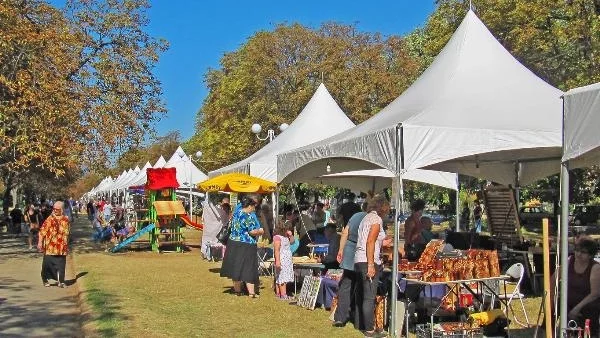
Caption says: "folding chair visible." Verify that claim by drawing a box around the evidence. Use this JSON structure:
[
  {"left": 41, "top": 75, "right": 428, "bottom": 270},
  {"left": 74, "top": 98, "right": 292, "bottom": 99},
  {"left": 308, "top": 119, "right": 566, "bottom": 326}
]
[
  {"left": 257, "top": 246, "right": 273, "bottom": 277},
  {"left": 498, "top": 262, "right": 530, "bottom": 327}
]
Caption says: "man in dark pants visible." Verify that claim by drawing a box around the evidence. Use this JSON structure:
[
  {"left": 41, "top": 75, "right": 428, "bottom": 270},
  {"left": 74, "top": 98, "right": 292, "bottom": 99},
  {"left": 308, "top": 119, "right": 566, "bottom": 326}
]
[{"left": 38, "top": 201, "right": 71, "bottom": 288}]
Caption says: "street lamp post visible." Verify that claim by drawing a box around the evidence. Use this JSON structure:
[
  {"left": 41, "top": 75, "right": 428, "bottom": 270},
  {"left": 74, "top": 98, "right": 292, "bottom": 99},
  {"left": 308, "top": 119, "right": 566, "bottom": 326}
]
[
  {"left": 251, "top": 123, "right": 289, "bottom": 142},
  {"left": 186, "top": 151, "right": 204, "bottom": 218}
]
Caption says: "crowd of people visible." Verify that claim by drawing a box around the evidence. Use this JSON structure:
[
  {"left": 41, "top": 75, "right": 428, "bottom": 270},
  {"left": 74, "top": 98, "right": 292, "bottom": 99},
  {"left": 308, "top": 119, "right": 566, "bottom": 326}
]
[
  {"left": 3, "top": 198, "right": 79, "bottom": 250},
  {"left": 205, "top": 192, "right": 396, "bottom": 337},
  {"left": 85, "top": 198, "right": 134, "bottom": 244}
]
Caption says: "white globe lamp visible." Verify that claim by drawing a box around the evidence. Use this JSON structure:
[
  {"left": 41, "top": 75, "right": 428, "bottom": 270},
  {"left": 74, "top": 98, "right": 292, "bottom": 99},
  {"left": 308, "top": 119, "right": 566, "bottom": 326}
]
[{"left": 251, "top": 123, "right": 262, "bottom": 134}]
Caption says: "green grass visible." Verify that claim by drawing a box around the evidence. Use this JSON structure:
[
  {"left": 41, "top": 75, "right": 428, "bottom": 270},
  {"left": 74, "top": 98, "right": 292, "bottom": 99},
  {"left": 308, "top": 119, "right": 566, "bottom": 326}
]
[
  {"left": 74, "top": 228, "right": 360, "bottom": 337},
  {"left": 73, "top": 227, "right": 551, "bottom": 337},
  {"left": 79, "top": 269, "right": 125, "bottom": 337}
]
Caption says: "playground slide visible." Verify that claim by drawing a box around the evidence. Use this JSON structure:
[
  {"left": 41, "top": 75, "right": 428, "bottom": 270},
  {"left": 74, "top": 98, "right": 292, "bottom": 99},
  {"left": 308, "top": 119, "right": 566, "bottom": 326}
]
[
  {"left": 181, "top": 214, "right": 203, "bottom": 230},
  {"left": 110, "top": 223, "right": 156, "bottom": 253}
]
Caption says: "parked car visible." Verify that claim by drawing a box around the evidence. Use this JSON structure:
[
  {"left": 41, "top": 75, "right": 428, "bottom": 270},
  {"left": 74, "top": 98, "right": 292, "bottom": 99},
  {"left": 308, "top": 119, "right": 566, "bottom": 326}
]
[
  {"left": 519, "top": 206, "right": 554, "bottom": 230},
  {"left": 423, "top": 210, "right": 446, "bottom": 225}
]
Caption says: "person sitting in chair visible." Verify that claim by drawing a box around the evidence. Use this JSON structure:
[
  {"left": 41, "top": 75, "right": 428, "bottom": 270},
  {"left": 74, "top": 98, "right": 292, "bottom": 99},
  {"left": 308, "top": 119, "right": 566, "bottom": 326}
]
[{"left": 552, "top": 238, "right": 600, "bottom": 337}]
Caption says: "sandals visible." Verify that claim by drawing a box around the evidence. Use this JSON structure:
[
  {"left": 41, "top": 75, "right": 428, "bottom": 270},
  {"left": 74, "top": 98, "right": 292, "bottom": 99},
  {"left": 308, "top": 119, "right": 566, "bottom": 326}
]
[{"left": 43, "top": 282, "right": 51, "bottom": 287}]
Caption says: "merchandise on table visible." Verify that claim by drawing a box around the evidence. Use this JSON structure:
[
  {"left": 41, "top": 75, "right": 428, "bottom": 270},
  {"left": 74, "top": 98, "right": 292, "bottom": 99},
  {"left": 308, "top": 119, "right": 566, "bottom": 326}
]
[
  {"left": 416, "top": 322, "right": 483, "bottom": 338},
  {"left": 398, "top": 240, "right": 501, "bottom": 282}
]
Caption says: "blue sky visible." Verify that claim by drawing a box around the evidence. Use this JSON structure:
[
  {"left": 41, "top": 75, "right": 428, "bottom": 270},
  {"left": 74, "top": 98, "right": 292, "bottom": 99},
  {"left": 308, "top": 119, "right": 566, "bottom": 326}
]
[
  {"left": 51, "top": 1, "right": 436, "bottom": 139},
  {"left": 147, "top": 1, "right": 436, "bottom": 139}
]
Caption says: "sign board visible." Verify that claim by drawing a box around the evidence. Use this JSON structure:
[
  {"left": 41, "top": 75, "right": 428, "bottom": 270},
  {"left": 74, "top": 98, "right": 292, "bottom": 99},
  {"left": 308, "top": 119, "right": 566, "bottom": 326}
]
[{"left": 297, "top": 276, "right": 321, "bottom": 310}]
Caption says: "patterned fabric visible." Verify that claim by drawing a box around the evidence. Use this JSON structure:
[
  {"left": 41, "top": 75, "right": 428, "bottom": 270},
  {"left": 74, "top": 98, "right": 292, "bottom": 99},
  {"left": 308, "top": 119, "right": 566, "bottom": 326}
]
[
  {"left": 228, "top": 207, "right": 260, "bottom": 244},
  {"left": 274, "top": 235, "right": 294, "bottom": 284},
  {"left": 354, "top": 211, "right": 385, "bottom": 265},
  {"left": 39, "top": 215, "right": 70, "bottom": 256}
]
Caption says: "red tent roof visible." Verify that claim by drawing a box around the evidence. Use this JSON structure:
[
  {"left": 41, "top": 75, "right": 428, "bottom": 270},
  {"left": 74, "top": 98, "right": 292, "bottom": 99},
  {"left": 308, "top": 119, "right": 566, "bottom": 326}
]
[{"left": 146, "top": 168, "right": 179, "bottom": 190}]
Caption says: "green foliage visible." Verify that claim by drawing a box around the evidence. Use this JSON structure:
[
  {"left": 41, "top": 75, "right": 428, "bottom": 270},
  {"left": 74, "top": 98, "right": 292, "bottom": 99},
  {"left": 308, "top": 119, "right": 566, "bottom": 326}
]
[
  {"left": 192, "top": 23, "right": 422, "bottom": 171},
  {"left": 423, "top": 0, "right": 600, "bottom": 205}
]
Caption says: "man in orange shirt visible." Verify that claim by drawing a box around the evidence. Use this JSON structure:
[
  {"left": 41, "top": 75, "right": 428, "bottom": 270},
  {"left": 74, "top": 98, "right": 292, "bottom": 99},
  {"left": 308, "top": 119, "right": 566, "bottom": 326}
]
[{"left": 38, "top": 201, "right": 71, "bottom": 288}]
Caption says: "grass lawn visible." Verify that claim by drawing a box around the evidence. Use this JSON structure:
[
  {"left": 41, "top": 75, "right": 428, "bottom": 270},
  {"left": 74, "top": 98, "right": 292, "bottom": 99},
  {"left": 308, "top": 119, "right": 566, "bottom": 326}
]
[
  {"left": 72, "top": 225, "right": 549, "bottom": 337},
  {"left": 74, "top": 228, "right": 359, "bottom": 338}
]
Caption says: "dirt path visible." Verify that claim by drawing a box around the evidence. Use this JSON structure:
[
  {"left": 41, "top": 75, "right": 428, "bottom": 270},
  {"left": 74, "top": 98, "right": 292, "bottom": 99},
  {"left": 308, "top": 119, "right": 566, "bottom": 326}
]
[{"left": 0, "top": 216, "right": 95, "bottom": 338}]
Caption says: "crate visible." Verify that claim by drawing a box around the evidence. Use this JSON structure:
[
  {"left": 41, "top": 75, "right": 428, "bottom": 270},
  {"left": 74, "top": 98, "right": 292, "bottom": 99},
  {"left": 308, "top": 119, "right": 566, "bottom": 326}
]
[{"left": 416, "top": 323, "right": 483, "bottom": 338}]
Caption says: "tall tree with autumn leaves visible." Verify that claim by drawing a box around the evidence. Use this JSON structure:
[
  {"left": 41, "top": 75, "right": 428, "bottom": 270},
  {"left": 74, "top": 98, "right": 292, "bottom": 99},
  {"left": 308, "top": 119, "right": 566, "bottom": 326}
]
[
  {"left": 186, "top": 23, "right": 423, "bottom": 171},
  {"left": 0, "top": 0, "right": 166, "bottom": 211}
]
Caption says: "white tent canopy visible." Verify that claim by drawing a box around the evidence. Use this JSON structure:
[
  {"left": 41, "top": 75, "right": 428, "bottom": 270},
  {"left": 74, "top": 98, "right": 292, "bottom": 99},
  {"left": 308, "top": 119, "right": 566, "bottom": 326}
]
[
  {"left": 210, "top": 83, "right": 356, "bottom": 182},
  {"left": 128, "top": 157, "right": 164, "bottom": 188},
  {"left": 559, "top": 81, "right": 600, "bottom": 334},
  {"left": 165, "top": 146, "right": 208, "bottom": 187},
  {"left": 562, "top": 82, "right": 600, "bottom": 167},
  {"left": 309, "top": 169, "right": 458, "bottom": 192},
  {"left": 278, "top": 10, "right": 563, "bottom": 186},
  {"left": 114, "top": 163, "right": 147, "bottom": 189},
  {"left": 153, "top": 155, "right": 166, "bottom": 168}
]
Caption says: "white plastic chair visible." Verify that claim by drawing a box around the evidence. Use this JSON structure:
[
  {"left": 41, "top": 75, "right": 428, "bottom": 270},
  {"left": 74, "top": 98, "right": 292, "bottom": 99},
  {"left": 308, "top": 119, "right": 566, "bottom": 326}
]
[{"left": 498, "top": 262, "right": 530, "bottom": 327}]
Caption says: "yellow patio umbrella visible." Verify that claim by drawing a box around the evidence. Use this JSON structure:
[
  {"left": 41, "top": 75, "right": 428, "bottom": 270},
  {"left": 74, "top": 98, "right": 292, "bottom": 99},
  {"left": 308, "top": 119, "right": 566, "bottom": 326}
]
[{"left": 197, "top": 173, "right": 277, "bottom": 193}]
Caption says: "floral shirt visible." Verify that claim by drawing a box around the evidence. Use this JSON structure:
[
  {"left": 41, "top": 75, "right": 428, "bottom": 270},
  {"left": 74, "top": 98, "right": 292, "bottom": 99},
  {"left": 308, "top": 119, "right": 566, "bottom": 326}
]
[
  {"left": 39, "top": 215, "right": 70, "bottom": 255},
  {"left": 229, "top": 207, "right": 260, "bottom": 244}
]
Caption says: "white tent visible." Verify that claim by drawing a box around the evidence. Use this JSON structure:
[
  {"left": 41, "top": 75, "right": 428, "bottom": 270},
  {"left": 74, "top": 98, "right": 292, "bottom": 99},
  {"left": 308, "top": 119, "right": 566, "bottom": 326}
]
[
  {"left": 309, "top": 169, "right": 457, "bottom": 192},
  {"left": 153, "top": 155, "right": 166, "bottom": 168},
  {"left": 209, "top": 83, "right": 355, "bottom": 182},
  {"left": 277, "top": 11, "right": 563, "bottom": 336},
  {"left": 165, "top": 146, "right": 208, "bottom": 187},
  {"left": 115, "top": 164, "right": 147, "bottom": 190},
  {"left": 114, "top": 166, "right": 140, "bottom": 190},
  {"left": 278, "top": 10, "right": 563, "bottom": 186},
  {"left": 562, "top": 82, "right": 600, "bottom": 167},
  {"left": 558, "top": 82, "right": 600, "bottom": 334}
]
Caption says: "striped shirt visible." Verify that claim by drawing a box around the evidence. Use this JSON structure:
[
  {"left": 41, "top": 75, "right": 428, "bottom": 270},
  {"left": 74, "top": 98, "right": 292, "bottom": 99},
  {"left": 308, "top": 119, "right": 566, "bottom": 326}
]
[{"left": 354, "top": 211, "right": 385, "bottom": 265}]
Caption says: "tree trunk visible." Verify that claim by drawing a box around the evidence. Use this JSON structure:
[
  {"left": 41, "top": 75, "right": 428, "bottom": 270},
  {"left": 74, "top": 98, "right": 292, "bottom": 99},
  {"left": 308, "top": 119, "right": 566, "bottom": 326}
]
[{"left": 2, "top": 173, "right": 13, "bottom": 215}]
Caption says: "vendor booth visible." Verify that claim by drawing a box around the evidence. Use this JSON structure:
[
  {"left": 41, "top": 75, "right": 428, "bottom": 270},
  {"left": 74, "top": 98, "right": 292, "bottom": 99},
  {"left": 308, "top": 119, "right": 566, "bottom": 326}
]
[{"left": 277, "top": 10, "right": 563, "bottom": 336}]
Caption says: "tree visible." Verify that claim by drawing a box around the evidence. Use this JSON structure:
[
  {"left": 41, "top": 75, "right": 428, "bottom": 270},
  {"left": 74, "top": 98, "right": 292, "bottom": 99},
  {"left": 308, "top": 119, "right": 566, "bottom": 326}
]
[
  {"left": 192, "top": 23, "right": 422, "bottom": 171},
  {"left": 424, "top": 0, "right": 600, "bottom": 89},
  {"left": 423, "top": 0, "right": 600, "bottom": 205},
  {"left": 0, "top": 0, "right": 167, "bottom": 211}
]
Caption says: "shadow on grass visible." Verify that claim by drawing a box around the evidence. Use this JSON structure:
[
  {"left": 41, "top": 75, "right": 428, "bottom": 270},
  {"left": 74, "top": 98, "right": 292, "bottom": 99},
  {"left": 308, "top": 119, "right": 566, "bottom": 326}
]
[
  {"left": 80, "top": 287, "right": 129, "bottom": 338},
  {"left": 65, "top": 271, "right": 88, "bottom": 286},
  {"left": 208, "top": 267, "right": 221, "bottom": 274}
]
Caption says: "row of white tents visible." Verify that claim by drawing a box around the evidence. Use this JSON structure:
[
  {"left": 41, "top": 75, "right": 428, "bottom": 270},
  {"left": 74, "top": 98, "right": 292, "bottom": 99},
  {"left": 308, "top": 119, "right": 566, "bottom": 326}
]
[
  {"left": 86, "top": 147, "right": 208, "bottom": 199},
  {"left": 206, "top": 10, "right": 598, "bottom": 336},
  {"left": 83, "top": 9, "right": 598, "bottom": 336}
]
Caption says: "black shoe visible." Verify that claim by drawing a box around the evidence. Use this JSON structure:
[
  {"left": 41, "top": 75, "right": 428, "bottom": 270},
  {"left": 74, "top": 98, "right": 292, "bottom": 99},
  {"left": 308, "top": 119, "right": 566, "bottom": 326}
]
[{"left": 332, "top": 321, "right": 346, "bottom": 327}]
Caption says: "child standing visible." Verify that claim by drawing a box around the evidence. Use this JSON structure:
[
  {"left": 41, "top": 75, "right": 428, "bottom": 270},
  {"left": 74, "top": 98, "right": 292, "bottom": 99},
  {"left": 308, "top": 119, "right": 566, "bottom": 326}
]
[{"left": 273, "top": 222, "right": 294, "bottom": 299}]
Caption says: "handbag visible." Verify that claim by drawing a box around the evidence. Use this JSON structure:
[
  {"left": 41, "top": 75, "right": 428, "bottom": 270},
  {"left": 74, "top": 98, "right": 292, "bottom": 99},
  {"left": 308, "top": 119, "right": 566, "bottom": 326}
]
[{"left": 216, "top": 224, "right": 230, "bottom": 245}]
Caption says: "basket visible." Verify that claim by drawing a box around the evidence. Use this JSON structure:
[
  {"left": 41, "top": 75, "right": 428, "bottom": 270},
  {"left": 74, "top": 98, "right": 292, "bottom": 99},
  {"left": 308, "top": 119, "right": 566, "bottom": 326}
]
[{"left": 416, "top": 323, "right": 483, "bottom": 338}]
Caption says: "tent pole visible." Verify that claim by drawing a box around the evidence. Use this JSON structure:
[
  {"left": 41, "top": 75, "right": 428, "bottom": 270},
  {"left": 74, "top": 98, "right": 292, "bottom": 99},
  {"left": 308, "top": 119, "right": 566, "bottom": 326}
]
[
  {"left": 455, "top": 176, "right": 460, "bottom": 232},
  {"left": 390, "top": 123, "right": 404, "bottom": 337},
  {"left": 272, "top": 190, "right": 278, "bottom": 227},
  {"left": 559, "top": 161, "right": 569, "bottom": 336}
]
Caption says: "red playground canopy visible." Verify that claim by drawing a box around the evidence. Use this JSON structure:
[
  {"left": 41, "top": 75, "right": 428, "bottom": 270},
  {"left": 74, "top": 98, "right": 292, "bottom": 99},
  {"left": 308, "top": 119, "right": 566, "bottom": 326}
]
[{"left": 146, "top": 168, "right": 180, "bottom": 190}]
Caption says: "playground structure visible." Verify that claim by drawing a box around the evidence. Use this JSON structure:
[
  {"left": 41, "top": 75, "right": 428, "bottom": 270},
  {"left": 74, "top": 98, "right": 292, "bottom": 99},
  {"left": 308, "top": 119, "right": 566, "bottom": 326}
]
[{"left": 112, "top": 167, "right": 203, "bottom": 253}]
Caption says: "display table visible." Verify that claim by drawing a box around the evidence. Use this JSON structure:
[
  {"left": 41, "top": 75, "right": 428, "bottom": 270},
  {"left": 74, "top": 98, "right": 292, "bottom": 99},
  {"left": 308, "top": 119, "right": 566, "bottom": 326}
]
[{"left": 400, "top": 275, "right": 510, "bottom": 337}]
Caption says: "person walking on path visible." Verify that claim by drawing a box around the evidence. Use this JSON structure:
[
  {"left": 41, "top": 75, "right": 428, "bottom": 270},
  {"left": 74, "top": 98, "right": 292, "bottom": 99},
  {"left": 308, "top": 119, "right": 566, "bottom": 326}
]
[
  {"left": 38, "top": 201, "right": 71, "bottom": 288},
  {"left": 473, "top": 201, "right": 483, "bottom": 233},
  {"left": 24, "top": 204, "right": 42, "bottom": 250}
]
